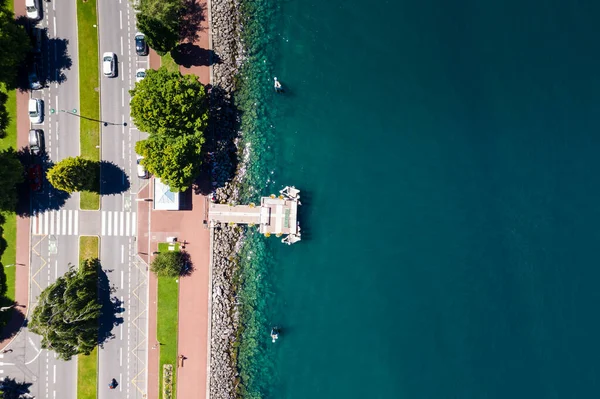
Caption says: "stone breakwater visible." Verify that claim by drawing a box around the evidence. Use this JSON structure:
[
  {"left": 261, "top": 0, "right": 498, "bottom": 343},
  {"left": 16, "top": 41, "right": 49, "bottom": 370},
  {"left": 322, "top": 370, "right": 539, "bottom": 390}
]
[{"left": 209, "top": 0, "right": 247, "bottom": 396}]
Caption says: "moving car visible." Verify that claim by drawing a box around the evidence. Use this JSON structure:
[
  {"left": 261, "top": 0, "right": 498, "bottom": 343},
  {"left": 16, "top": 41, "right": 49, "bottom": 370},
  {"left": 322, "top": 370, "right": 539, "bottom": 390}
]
[
  {"left": 28, "top": 164, "right": 43, "bottom": 192},
  {"left": 136, "top": 154, "right": 149, "bottom": 179},
  {"left": 28, "top": 98, "right": 43, "bottom": 124},
  {"left": 135, "top": 68, "right": 146, "bottom": 83},
  {"left": 135, "top": 33, "right": 148, "bottom": 56},
  {"left": 102, "top": 52, "right": 117, "bottom": 77},
  {"left": 29, "top": 129, "right": 44, "bottom": 155},
  {"left": 25, "top": 0, "right": 40, "bottom": 20}
]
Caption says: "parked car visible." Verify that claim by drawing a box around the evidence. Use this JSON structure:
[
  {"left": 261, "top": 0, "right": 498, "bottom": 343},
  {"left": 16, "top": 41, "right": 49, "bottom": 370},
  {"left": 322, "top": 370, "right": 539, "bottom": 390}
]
[
  {"left": 135, "top": 33, "right": 148, "bottom": 56},
  {"left": 28, "top": 62, "right": 43, "bottom": 90},
  {"left": 31, "top": 27, "right": 43, "bottom": 53},
  {"left": 29, "top": 129, "right": 44, "bottom": 155},
  {"left": 25, "top": 0, "right": 41, "bottom": 20},
  {"left": 28, "top": 98, "right": 43, "bottom": 124},
  {"left": 28, "top": 164, "right": 43, "bottom": 192},
  {"left": 102, "top": 52, "right": 117, "bottom": 77},
  {"left": 135, "top": 68, "right": 146, "bottom": 83},
  {"left": 136, "top": 154, "right": 149, "bottom": 179}
]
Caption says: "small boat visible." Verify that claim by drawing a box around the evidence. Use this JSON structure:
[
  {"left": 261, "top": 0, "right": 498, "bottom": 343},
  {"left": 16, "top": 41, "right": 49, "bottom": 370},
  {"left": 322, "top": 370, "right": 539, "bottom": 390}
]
[
  {"left": 270, "top": 327, "right": 279, "bottom": 343},
  {"left": 274, "top": 77, "right": 283, "bottom": 92}
]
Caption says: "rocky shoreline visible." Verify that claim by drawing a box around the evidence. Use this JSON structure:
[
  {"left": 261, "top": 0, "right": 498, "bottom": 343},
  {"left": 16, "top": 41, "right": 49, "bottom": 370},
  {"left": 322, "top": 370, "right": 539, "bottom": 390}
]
[{"left": 208, "top": 0, "right": 247, "bottom": 396}]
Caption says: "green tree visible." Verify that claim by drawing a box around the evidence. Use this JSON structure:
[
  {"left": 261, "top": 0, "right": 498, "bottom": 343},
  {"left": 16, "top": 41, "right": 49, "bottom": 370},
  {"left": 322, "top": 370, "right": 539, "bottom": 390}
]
[
  {"left": 0, "top": 148, "right": 23, "bottom": 212},
  {"left": 150, "top": 251, "right": 183, "bottom": 277},
  {"left": 136, "top": 133, "right": 204, "bottom": 191},
  {"left": 129, "top": 67, "right": 208, "bottom": 138},
  {"left": 46, "top": 156, "right": 98, "bottom": 193},
  {"left": 29, "top": 259, "right": 101, "bottom": 361},
  {"left": 0, "top": 7, "right": 32, "bottom": 88},
  {"left": 136, "top": 0, "right": 183, "bottom": 55}
]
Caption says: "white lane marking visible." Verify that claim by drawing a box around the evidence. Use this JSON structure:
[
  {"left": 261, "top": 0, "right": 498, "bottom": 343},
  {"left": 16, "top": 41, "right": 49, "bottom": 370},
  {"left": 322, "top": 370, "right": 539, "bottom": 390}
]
[
  {"left": 114, "top": 212, "right": 118, "bottom": 236},
  {"left": 122, "top": 140, "right": 125, "bottom": 159},
  {"left": 120, "top": 36, "right": 124, "bottom": 56},
  {"left": 102, "top": 211, "right": 106, "bottom": 235},
  {"left": 61, "top": 210, "right": 66, "bottom": 234},
  {"left": 53, "top": 365, "right": 56, "bottom": 384},
  {"left": 121, "top": 245, "right": 125, "bottom": 264},
  {"left": 55, "top": 260, "right": 57, "bottom": 279},
  {"left": 67, "top": 210, "right": 73, "bottom": 235},
  {"left": 120, "top": 212, "right": 124, "bottom": 236},
  {"left": 122, "top": 87, "right": 125, "bottom": 107},
  {"left": 53, "top": 0, "right": 55, "bottom": 11},
  {"left": 53, "top": 16, "right": 56, "bottom": 36},
  {"left": 120, "top": 323, "right": 123, "bottom": 340},
  {"left": 126, "top": 212, "right": 130, "bottom": 236},
  {"left": 50, "top": 211, "right": 55, "bottom": 235},
  {"left": 44, "top": 212, "right": 49, "bottom": 235},
  {"left": 119, "top": 347, "right": 122, "bottom": 366},
  {"left": 74, "top": 210, "right": 79, "bottom": 235},
  {"left": 131, "top": 212, "right": 136, "bottom": 237},
  {"left": 121, "top": 270, "right": 124, "bottom": 288},
  {"left": 120, "top": 10, "right": 123, "bottom": 30},
  {"left": 0, "top": 362, "right": 14, "bottom": 366},
  {"left": 107, "top": 211, "right": 112, "bottom": 236},
  {"left": 119, "top": 373, "right": 122, "bottom": 391}
]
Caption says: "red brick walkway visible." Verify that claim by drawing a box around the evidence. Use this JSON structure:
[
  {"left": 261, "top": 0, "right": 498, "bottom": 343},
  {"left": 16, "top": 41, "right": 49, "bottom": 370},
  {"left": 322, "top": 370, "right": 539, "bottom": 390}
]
[{"left": 0, "top": 0, "right": 32, "bottom": 349}]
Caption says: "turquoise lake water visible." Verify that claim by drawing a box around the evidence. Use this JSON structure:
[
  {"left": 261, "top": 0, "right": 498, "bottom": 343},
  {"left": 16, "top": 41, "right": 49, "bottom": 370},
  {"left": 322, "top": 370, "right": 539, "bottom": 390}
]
[{"left": 235, "top": 1, "right": 600, "bottom": 397}]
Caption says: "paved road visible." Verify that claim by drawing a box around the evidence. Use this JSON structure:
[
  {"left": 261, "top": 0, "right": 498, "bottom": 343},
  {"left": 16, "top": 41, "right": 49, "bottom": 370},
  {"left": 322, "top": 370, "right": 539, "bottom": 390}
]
[
  {"left": 2, "top": 0, "right": 80, "bottom": 398},
  {"left": 97, "top": 0, "right": 149, "bottom": 398}
]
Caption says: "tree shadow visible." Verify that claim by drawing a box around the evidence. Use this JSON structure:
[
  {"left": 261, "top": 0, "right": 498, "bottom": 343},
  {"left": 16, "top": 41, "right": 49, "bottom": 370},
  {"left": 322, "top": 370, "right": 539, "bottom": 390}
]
[
  {"left": 193, "top": 84, "right": 240, "bottom": 196},
  {"left": 98, "top": 267, "right": 124, "bottom": 346},
  {"left": 99, "top": 161, "right": 130, "bottom": 196},
  {"left": 14, "top": 17, "right": 72, "bottom": 92},
  {"left": 179, "top": 0, "right": 207, "bottom": 43},
  {"left": 170, "top": 43, "right": 221, "bottom": 68},
  {"left": 180, "top": 251, "right": 193, "bottom": 277},
  {"left": 0, "top": 376, "right": 33, "bottom": 398},
  {"left": 15, "top": 147, "right": 70, "bottom": 217}
]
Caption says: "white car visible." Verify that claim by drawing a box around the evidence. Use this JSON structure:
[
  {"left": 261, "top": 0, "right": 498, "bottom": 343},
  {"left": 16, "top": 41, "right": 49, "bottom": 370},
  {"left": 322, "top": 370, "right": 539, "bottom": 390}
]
[
  {"left": 28, "top": 98, "right": 43, "bottom": 124},
  {"left": 25, "top": 0, "right": 40, "bottom": 20},
  {"left": 102, "top": 52, "right": 116, "bottom": 77},
  {"left": 135, "top": 68, "right": 146, "bottom": 83},
  {"left": 136, "top": 154, "right": 149, "bottom": 179}
]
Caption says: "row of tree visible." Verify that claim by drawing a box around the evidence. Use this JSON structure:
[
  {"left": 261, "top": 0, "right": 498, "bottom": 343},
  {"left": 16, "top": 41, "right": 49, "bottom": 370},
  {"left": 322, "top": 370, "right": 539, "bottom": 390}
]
[
  {"left": 131, "top": 67, "right": 208, "bottom": 191},
  {"left": 135, "top": 0, "right": 184, "bottom": 56}
]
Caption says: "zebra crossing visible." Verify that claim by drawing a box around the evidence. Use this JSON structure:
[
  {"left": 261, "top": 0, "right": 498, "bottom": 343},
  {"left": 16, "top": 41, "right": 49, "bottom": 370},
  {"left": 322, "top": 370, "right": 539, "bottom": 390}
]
[
  {"left": 31, "top": 210, "right": 137, "bottom": 237},
  {"left": 101, "top": 210, "right": 137, "bottom": 237}
]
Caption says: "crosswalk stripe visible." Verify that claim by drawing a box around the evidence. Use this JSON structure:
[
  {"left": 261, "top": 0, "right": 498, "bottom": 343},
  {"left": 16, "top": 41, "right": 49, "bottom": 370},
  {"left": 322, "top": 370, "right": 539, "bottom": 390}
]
[
  {"left": 61, "top": 210, "right": 66, "bottom": 235},
  {"left": 102, "top": 211, "right": 106, "bottom": 236},
  {"left": 125, "top": 212, "right": 131, "bottom": 236},
  {"left": 120, "top": 212, "right": 124, "bottom": 236},
  {"left": 32, "top": 214, "right": 37, "bottom": 235},
  {"left": 113, "top": 212, "right": 118, "bottom": 236},
  {"left": 50, "top": 211, "right": 55, "bottom": 235},
  {"left": 107, "top": 211, "right": 112, "bottom": 236},
  {"left": 74, "top": 210, "right": 79, "bottom": 236},
  {"left": 44, "top": 212, "right": 49, "bottom": 235},
  {"left": 67, "top": 210, "right": 73, "bottom": 235},
  {"left": 56, "top": 211, "right": 61, "bottom": 235},
  {"left": 131, "top": 212, "right": 136, "bottom": 237}
]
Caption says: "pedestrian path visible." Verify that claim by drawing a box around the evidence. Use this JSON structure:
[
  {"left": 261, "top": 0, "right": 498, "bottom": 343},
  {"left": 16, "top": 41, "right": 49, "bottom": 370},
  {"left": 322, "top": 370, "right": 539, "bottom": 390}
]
[{"left": 31, "top": 210, "right": 137, "bottom": 237}]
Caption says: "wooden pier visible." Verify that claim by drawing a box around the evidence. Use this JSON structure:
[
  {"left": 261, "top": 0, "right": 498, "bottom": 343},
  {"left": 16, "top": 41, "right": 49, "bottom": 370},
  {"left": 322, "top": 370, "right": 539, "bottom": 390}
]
[{"left": 208, "top": 186, "right": 301, "bottom": 244}]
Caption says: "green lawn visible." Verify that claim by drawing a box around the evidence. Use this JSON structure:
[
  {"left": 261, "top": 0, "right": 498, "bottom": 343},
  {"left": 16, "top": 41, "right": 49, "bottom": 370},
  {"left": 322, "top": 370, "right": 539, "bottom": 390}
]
[
  {"left": 78, "top": 347, "right": 98, "bottom": 399},
  {"left": 79, "top": 236, "right": 99, "bottom": 261},
  {"left": 77, "top": 0, "right": 100, "bottom": 210},
  {"left": 161, "top": 53, "right": 179, "bottom": 73},
  {"left": 77, "top": 236, "right": 99, "bottom": 399},
  {"left": 157, "top": 242, "right": 180, "bottom": 399},
  {"left": 157, "top": 242, "right": 180, "bottom": 253}
]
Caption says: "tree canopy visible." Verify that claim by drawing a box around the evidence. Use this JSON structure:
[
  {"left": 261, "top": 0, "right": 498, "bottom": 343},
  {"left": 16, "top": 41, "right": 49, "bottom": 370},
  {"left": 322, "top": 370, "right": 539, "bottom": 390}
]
[
  {"left": 150, "top": 251, "right": 184, "bottom": 278},
  {"left": 46, "top": 156, "right": 98, "bottom": 193},
  {"left": 0, "top": 148, "right": 23, "bottom": 212},
  {"left": 129, "top": 67, "right": 208, "bottom": 137},
  {"left": 136, "top": 134, "right": 204, "bottom": 192},
  {"left": 0, "top": 7, "right": 31, "bottom": 88},
  {"left": 29, "top": 259, "right": 101, "bottom": 360},
  {"left": 135, "top": 0, "right": 183, "bottom": 55}
]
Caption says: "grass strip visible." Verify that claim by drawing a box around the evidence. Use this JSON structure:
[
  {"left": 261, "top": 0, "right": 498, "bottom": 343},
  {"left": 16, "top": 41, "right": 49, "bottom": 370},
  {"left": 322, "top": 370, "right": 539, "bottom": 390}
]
[
  {"left": 77, "top": 235, "right": 99, "bottom": 399},
  {"left": 78, "top": 347, "right": 98, "bottom": 399},
  {"left": 77, "top": 0, "right": 101, "bottom": 210},
  {"left": 161, "top": 53, "right": 179, "bottom": 73},
  {"left": 156, "top": 243, "right": 179, "bottom": 399}
]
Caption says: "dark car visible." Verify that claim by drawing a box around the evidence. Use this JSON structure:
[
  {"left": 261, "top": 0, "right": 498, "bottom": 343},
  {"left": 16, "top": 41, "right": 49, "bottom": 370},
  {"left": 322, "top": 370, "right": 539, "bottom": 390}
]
[
  {"left": 29, "top": 129, "right": 44, "bottom": 155},
  {"left": 135, "top": 33, "right": 148, "bottom": 56},
  {"left": 28, "top": 164, "right": 43, "bottom": 192}
]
